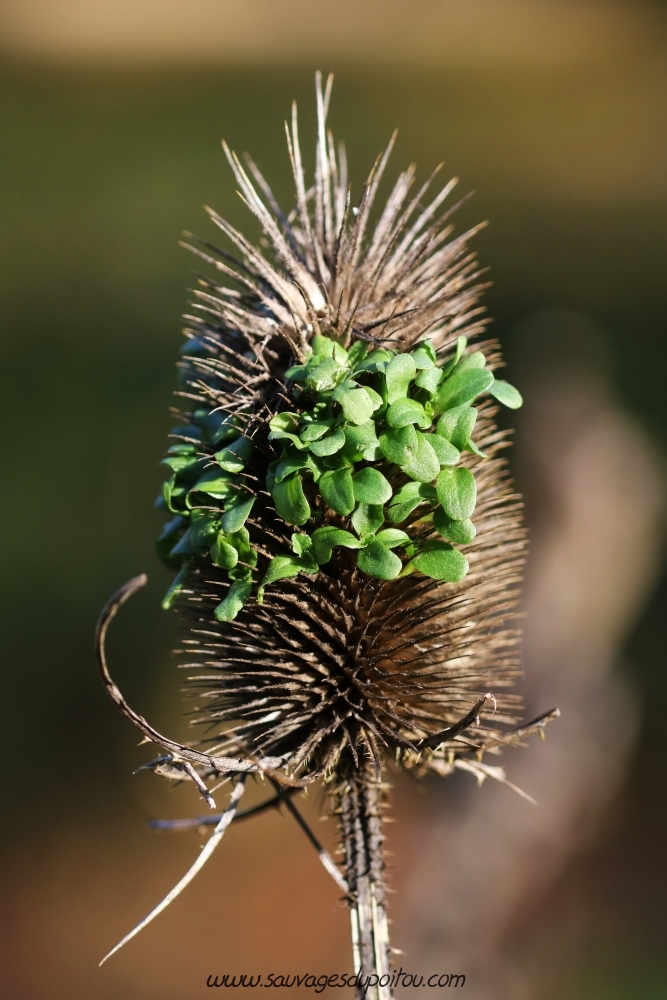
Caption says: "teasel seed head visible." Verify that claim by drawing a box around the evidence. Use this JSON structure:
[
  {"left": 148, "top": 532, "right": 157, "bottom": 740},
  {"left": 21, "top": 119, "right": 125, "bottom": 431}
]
[{"left": 97, "top": 74, "right": 558, "bottom": 992}]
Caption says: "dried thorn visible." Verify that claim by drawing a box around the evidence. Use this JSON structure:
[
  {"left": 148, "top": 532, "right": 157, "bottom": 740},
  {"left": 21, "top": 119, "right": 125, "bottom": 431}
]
[
  {"left": 177, "top": 760, "right": 216, "bottom": 810},
  {"left": 99, "top": 776, "right": 246, "bottom": 965},
  {"left": 418, "top": 695, "right": 490, "bottom": 749},
  {"left": 148, "top": 788, "right": 297, "bottom": 831}
]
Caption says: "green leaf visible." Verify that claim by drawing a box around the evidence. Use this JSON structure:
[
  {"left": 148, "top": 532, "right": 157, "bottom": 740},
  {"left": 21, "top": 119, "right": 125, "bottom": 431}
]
[
  {"left": 215, "top": 435, "right": 254, "bottom": 472},
  {"left": 227, "top": 556, "right": 257, "bottom": 583},
  {"left": 331, "top": 375, "right": 357, "bottom": 397},
  {"left": 161, "top": 454, "right": 207, "bottom": 484},
  {"left": 400, "top": 431, "right": 440, "bottom": 482},
  {"left": 210, "top": 534, "right": 239, "bottom": 570},
  {"left": 192, "top": 408, "right": 212, "bottom": 425},
  {"left": 335, "top": 387, "right": 375, "bottom": 425},
  {"left": 161, "top": 477, "right": 175, "bottom": 512},
  {"left": 363, "top": 385, "right": 384, "bottom": 411},
  {"left": 175, "top": 511, "right": 219, "bottom": 558},
  {"left": 375, "top": 528, "right": 411, "bottom": 549},
  {"left": 189, "top": 509, "right": 221, "bottom": 549},
  {"left": 465, "top": 439, "right": 487, "bottom": 458},
  {"left": 440, "top": 335, "right": 467, "bottom": 378},
  {"left": 352, "top": 467, "right": 393, "bottom": 504},
  {"left": 257, "top": 554, "right": 316, "bottom": 603},
  {"left": 391, "top": 480, "right": 436, "bottom": 504},
  {"left": 385, "top": 353, "right": 417, "bottom": 403},
  {"left": 435, "top": 368, "right": 494, "bottom": 412},
  {"left": 265, "top": 460, "right": 278, "bottom": 493},
  {"left": 357, "top": 541, "right": 402, "bottom": 580},
  {"left": 276, "top": 452, "right": 309, "bottom": 483},
  {"left": 228, "top": 566, "right": 254, "bottom": 583},
  {"left": 214, "top": 580, "right": 252, "bottom": 622},
  {"left": 387, "top": 497, "right": 424, "bottom": 523},
  {"left": 343, "top": 421, "right": 381, "bottom": 461},
  {"left": 332, "top": 342, "right": 349, "bottom": 363},
  {"left": 161, "top": 453, "right": 199, "bottom": 474},
  {"left": 268, "top": 412, "right": 308, "bottom": 450},
  {"left": 161, "top": 566, "right": 189, "bottom": 610},
  {"left": 353, "top": 348, "right": 393, "bottom": 373},
  {"left": 167, "top": 443, "right": 197, "bottom": 457},
  {"left": 311, "top": 333, "right": 337, "bottom": 358},
  {"left": 436, "top": 405, "right": 477, "bottom": 449},
  {"left": 265, "top": 555, "right": 305, "bottom": 583},
  {"left": 311, "top": 526, "right": 361, "bottom": 565},
  {"left": 194, "top": 409, "right": 237, "bottom": 446},
  {"left": 271, "top": 423, "right": 308, "bottom": 452},
  {"left": 427, "top": 433, "right": 460, "bottom": 466},
  {"left": 306, "top": 454, "right": 324, "bottom": 481},
  {"left": 309, "top": 425, "right": 346, "bottom": 457},
  {"left": 347, "top": 340, "right": 369, "bottom": 367},
  {"left": 319, "top": 468, "right": 355, "bottom": 515},
  {"left": 224, "top": 526, "right": 256, "bottom": 565},
  {"left": 221, "top": 497, "right": 255, "bottom": 534},
  {"left": 191, "top": 467, "right": 237, "bottom": 498},
  {"left": 284, "top": 363, "right": 310, "bottom": 382},
  {"left": 270, "top": 411, "right": 300, "bottom": 433},
  {"left": 415, "top": 367, "right": 443, "bottom": 393},
  {"left": 322, "top": 453, "right": 351, "bottom": 470},
  {"left": 387, "top": 481, "right": 436, "bottom": 523},
  {"left": 167, "top": 477, "right": 190, "bottom": 510},
  {"left": 411, "top": 542, "right": 469, "bottom": 581},
  {"left": 312, "top": 333, "right": 347, "bottom": 360},
  {"left": 209, "top": 425, "right": 239, "bottom": 450},
  {"left": 379, "top": 425, "right": 418, "bottom": 466},
  {"left": 489, "top": 378, "right": 523, "bottom": 409},
  {"left": 169, "top": 527, "right": 196, "bottom": 558},
  {"left": 306, "top": 358, "right": 346, "bottom": 391},
  {"left": 291, "top": 532, "right": 313, "bottom": 557},
  {"left": 386, "top": 397, "right": 431, "bottom": 429},
  {"left": 300, "top": 420, "right": 334, "bottom": 442},
  {"left": 411, "top": 339, "right": 437, "bottom": 369},
  {"left": 433, "top": 507, "right": 477, "bottom": 544},
  {"left": 436, "top": 466, "right": 477, "bottom": 520},
  {"left": 454, "top": 350, "right": 486, "bottom": 372},
  {"left": 273, "top": 473, "right": 311, "bottom": 525},
  {"left": 170, "top": 424, "right": 203, "bottom": 443},
  {"left": 351, "top": 503, "right": 385, "bottom": 537}
]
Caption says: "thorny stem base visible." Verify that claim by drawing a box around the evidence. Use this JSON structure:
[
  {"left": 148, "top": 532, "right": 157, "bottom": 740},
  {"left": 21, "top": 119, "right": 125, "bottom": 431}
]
[{"left": 338, "top": 765, "right": 392, "bottom": 1000}]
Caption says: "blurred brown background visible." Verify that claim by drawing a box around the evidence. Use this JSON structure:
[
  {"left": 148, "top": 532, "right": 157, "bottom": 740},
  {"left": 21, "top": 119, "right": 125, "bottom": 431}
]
[{"left": 1, "top": 2, "right": 666, "bottom": 997}]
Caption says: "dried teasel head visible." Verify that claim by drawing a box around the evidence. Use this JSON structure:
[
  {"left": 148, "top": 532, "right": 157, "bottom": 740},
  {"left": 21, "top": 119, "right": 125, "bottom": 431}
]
[{"left": 97, "top": 73, "right": 558, "bottom": 997}]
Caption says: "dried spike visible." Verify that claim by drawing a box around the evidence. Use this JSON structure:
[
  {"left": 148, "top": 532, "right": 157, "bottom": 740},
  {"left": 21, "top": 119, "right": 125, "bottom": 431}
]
[{"left": 99, "top": 777, "right": 246, "bottom": 965}]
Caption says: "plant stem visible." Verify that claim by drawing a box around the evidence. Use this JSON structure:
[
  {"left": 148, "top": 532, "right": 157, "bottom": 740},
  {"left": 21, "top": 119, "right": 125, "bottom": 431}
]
[{"left": 339, "top": 765, "right": 393, "bottom": 1000}]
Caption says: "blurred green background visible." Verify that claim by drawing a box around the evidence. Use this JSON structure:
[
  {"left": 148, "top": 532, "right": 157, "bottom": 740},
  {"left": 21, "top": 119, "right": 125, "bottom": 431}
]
[{"left": 1, "top": 3, "right": 667, "bottom": 996}]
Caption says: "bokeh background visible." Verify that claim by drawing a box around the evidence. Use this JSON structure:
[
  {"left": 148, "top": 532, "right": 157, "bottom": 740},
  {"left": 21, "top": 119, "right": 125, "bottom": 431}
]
[{"left": 1, "top": 2, "right": 666, "bottom": 998}]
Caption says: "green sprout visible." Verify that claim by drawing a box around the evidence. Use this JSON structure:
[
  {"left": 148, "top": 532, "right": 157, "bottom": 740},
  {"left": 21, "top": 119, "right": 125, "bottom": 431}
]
[{"left": 156, "top": 331, "right": 521, "bottom": 621}]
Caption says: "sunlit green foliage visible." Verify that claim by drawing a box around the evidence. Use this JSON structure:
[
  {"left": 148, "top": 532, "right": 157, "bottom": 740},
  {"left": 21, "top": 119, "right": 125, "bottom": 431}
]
[{"left": 156, "top": 331, "right": 521, "bottom": 619}]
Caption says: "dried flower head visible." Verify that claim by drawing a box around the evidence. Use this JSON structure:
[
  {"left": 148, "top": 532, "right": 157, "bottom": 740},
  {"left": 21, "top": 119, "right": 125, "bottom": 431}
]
[{"left": 97, "top": 74, "right": 558, "bottom": 997}]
